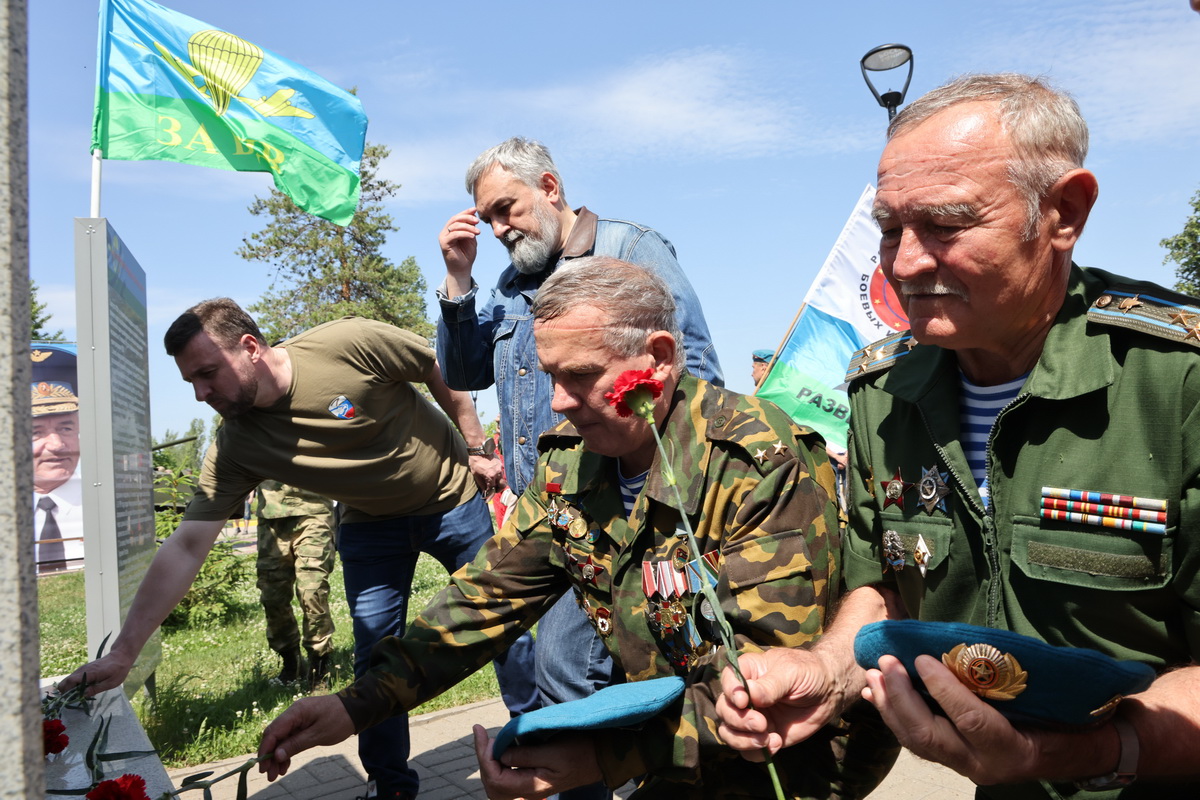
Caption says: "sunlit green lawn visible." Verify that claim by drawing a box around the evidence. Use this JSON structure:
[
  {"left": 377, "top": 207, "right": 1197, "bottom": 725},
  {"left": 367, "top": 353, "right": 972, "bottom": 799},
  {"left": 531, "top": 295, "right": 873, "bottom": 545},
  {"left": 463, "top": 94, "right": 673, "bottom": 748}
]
[{"left": 38, "top": 540, "right": 501, "bottom": 768}]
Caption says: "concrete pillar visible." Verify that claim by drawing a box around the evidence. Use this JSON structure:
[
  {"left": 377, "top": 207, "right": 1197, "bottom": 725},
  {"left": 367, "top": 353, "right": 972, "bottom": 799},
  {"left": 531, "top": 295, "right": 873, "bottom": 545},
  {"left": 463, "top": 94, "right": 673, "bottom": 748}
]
[{"left": 0, "top": 1, "right": 41, "bottom": 797}]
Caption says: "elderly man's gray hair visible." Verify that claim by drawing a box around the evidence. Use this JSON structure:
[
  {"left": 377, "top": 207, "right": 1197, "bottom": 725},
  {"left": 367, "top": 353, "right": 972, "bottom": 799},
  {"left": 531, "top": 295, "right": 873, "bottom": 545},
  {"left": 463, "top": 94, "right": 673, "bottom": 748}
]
[
  {"left": 465, "top": 137, "right": 566, "bottom": 203},
  {"left": 889, "top": 73, "right": 1088, "bottom": 240},
  {"left": 533, "top": 257, "right": 685, "bottom": 370}
]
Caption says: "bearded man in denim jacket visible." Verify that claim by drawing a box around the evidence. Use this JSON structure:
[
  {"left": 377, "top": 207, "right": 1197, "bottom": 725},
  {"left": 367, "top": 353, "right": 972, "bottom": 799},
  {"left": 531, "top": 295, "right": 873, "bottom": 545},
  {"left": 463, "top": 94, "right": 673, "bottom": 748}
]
[{"left": 436, "top": 137, "right": 723, "bottom": 799}]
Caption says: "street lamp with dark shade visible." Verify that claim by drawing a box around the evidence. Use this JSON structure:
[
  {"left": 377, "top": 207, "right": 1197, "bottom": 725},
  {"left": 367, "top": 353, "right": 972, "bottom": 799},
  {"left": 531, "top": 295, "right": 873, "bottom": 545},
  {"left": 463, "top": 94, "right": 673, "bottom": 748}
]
[{"left": 860, "top": 44, "right": 914, "bottom": 121}]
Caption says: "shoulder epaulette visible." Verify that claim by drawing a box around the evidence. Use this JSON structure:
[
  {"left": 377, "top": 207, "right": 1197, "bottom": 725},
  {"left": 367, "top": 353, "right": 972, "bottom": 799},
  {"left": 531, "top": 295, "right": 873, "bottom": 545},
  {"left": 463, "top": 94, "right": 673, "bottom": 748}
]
[
  {"left": 1087, "top": 284, "right": 1200, "bottom": 349},
  {"left": 537, "top": 418, "right": 582, "bottom": 454},
  {"left": 845, "top": 330, "right": 917, "bottom": 382}
]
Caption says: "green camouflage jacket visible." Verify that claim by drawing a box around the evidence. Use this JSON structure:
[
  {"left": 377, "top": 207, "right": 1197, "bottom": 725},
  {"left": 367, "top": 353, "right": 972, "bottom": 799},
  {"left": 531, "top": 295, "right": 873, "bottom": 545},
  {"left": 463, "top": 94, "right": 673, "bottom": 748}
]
[
  {"left": 339, "top": 375, "right": 895, "bottom": 799},
  {"left": 255, "top": 480, "right": 333, "bottom": 520}
]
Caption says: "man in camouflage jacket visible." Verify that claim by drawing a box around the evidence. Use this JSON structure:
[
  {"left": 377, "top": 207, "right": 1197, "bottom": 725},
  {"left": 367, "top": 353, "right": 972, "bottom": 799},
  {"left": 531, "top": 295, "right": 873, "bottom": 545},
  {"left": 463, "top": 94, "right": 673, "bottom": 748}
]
[
  {"left": 258, "top": 258, "right": 894, "bottom": 799},
  {"left": 255, "top": 480, "right": 336, "bottom": 689}
]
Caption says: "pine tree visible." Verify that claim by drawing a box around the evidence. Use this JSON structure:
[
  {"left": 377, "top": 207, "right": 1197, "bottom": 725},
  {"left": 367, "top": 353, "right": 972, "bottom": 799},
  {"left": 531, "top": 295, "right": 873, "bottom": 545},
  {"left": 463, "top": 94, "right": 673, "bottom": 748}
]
[
  {"left": 31, "top": 280, "right": 65, "bottom": 341},
  {"left": 238, "top": 142, "right": 431, "bottom": 342}
]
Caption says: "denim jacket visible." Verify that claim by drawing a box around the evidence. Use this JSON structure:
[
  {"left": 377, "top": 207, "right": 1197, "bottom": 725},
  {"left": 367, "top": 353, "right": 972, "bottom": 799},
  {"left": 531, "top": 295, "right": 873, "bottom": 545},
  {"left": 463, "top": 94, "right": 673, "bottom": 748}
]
[{"left": 437, "top": 207, "right": 724, "bottom": 495}]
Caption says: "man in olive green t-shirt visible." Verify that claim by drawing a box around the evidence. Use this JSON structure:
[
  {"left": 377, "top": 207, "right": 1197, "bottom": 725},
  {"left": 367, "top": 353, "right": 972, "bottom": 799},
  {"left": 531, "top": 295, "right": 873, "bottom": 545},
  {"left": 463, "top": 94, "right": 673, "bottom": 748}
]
[{"left": 64, "top": 298, "right": 537, "bottom": 800}]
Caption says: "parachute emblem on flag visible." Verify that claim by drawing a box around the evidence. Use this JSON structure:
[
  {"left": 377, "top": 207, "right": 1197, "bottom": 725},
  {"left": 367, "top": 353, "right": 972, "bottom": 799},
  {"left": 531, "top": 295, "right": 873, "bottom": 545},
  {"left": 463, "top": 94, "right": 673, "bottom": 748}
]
[{"left": 154, "top": 30, "right": 314, "bottom": 119}]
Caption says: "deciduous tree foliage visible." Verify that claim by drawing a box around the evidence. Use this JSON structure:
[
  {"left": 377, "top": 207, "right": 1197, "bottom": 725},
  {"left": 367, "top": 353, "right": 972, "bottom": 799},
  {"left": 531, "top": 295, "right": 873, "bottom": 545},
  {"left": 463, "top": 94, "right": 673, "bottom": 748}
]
[
  {"left": 1163, "top": 188, "right": 1200, "bottom": 297},
  {"left": 238, "top": 142, "right": 431, "bottom": 342}
]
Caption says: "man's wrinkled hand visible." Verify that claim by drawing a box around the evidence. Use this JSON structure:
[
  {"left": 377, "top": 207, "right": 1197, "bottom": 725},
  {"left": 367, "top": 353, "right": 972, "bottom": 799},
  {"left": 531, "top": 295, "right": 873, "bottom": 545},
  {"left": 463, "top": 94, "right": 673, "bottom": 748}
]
[
  {"left": 472, "top": 724, "right": 602, "bottom": 800},
  {"left": 716, "top": 647, "right": 848, "bottom": 759},
  {"left": 258, "top": 695, "right": 356, "bottom": 782},
  {"left": 862, "top": 654, "right": 1039, "bottom": 785}
]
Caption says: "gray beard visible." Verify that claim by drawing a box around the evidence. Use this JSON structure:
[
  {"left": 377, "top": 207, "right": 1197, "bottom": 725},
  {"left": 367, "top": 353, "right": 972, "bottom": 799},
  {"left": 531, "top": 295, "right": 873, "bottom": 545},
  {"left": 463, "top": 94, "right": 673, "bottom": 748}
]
[{"left": 506, "top": 202, "right": 561, "bottom": 274}]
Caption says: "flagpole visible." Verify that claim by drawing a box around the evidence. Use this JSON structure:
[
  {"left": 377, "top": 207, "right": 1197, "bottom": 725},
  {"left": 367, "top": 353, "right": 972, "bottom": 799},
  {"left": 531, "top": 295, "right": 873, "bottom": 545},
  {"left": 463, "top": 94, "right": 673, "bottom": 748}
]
[
  {"left": 754, "top": 302, "right": 806, "bottom": 395},
  {"left": 90, "top": 149, "right": 102, "bottom": 217}
]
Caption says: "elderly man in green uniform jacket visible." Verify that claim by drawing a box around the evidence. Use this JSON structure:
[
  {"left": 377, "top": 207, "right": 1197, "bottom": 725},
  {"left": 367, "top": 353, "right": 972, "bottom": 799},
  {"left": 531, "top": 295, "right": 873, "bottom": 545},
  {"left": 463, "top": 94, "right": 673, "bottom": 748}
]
[
  {"left": 257, "top": 257, "right": 896, "bottom": 799},
  {"left": 717, "top": 74, "right": 1200, "bottom": 798},
  {"left": 255, "top": 480, "right": 336, "bottom": 690}
]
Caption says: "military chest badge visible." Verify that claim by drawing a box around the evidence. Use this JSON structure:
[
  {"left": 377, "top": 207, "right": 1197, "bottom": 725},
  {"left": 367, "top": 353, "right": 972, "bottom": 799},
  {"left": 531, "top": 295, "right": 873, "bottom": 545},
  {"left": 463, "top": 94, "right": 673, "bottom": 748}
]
[
  {"left": 881, "top": 468, "right": 912, "bottom": 510},
  {"left": 883, "top": 529, "right": 905, "bottom": 572},
  {"left": 327, "top": 395, "right": 355, "bottom": 419},
  {"left": 913, "top": 534, "right": 932, "bottom": 578},
  {"left": 917, "top": 466, "right": 951, "bottom": 515},
  {"left": 1039, "top": 486, "right": 1168, "bottom": 535}
]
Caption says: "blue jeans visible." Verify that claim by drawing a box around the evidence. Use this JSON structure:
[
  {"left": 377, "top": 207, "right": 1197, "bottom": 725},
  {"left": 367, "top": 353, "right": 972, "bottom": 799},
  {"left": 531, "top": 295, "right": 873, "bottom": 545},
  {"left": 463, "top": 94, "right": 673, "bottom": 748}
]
[
  {"left": 536, "top": 594, "right": 619, "bottom": 800},
  {"left": 339, "top": 493, "right": 538, "bottom": 796}
]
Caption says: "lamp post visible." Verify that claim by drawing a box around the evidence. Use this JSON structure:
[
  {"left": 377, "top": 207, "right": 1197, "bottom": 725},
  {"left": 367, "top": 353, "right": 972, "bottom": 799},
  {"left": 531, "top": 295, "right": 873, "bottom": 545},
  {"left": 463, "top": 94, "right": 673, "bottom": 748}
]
[{"left": 860, "top": 44, "right": 913, "bottom": 121}]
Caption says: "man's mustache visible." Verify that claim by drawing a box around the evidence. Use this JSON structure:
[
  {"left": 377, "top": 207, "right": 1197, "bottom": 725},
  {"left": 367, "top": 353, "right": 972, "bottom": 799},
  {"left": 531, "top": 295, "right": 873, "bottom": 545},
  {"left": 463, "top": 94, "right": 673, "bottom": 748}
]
[{"left": 899, "top": 278, "right": 967, "bottom": 300}]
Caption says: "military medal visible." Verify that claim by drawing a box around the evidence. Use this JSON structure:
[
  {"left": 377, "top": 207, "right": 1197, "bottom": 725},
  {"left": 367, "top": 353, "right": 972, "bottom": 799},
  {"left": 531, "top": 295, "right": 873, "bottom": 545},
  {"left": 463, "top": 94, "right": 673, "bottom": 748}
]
[
  {"left": 594, "top": 607, "right": 612, "bottom": 636},
  {"left": 883, "top": 529, "right": 905, "bottom": 572},
  {"left": 671, "top": 546, "right": 689, "bottom": 571},
  {"left": 699, "top": 597, "right": 716, "bottom": 621},
  {"left": 917, "top": 466, "right": 951, "bottom": 515},
  {"left": 577, "top": 554, "right": 604, "bottom": 585},
  {"left": 568, "top": 517, "right": 588, "bottom": 539},
  {"left": 881, "top": 468, "right": 912, "bottom": 510},
  {"left": 1040, "top": 486, "right": 1169, "bottom": 535},
  {"left": 913, "top": 534, "right": 931, "bottom": 578},
  {"left": 642, "top": 561, "right": 657, "bottom": 597}
]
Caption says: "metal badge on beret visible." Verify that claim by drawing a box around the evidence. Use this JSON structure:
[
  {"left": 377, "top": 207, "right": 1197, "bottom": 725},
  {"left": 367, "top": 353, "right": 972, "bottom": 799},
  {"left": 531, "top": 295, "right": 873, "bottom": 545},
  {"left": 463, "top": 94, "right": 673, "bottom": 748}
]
[
  {"left": 917, "top": 466, "right": 951, "bottom": 515},
  {"left": 942, "top": 642, "right": 1028, "bottom": 701}
]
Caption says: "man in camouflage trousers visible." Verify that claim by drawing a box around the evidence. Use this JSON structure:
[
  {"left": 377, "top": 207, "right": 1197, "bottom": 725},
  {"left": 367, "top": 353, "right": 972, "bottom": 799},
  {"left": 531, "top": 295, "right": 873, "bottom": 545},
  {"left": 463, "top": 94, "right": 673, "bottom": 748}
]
[
  {"left": 258, "top": 257, "right": 895, "bottom": 799},
  {"left": 256, "top": 480, "right": 336, "bottom": 690}
]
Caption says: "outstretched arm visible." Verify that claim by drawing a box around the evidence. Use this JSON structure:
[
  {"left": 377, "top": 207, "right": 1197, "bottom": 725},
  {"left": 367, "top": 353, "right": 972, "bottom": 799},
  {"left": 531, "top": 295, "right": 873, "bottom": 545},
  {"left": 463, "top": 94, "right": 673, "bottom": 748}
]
[
  {"left": 258, "top": 695, "right": 356, "bottom": 781},
  {"left": 59, "top": 518, "right": 225, "bottom": 695}
]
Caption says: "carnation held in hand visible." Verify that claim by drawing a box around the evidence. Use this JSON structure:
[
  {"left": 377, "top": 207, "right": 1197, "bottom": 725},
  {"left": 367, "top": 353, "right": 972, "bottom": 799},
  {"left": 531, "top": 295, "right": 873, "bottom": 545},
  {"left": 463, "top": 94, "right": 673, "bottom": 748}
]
[{"left": 604, "top": 368, "right": 663, "bottom": 420}]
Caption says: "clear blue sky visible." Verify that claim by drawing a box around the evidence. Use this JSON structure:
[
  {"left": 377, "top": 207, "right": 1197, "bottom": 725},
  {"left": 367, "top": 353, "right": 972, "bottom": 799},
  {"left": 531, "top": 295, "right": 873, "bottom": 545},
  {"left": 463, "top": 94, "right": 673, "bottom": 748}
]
[{"left": 28, "top": 0, "right": 1200, "bottom": 441}]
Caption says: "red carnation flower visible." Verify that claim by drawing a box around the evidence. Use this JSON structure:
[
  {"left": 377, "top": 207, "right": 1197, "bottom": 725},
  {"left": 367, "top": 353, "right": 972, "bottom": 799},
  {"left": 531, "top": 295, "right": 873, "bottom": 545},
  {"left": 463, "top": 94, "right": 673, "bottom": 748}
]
[
  {"left": 86, "top": 774, "right": 151, "bottom": 800},
  {"left": 43, "top": 718, "right": 68, "bottom": 756},
  {"left": 604, "top": 369, "right": 663, "bottom": 420}
]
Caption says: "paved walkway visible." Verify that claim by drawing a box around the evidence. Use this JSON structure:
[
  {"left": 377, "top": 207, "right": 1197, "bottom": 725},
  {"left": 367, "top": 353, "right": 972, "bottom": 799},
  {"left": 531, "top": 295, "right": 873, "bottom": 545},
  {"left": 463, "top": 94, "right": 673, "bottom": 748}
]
[{"left": 168, "top": 698, "right": 976, "bottom": 800}]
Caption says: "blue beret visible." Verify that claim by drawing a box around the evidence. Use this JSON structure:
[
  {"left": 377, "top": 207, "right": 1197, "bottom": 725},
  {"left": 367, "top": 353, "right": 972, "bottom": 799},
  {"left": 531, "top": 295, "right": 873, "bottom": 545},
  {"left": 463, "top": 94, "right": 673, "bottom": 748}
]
[
  {"left": 492, "top": 676, "right": 684, "bottom": 757},
  {"left": 854, "top": 620, "right": 1155, "bottom": 727},
  {"left": 752, "top": 349, "right": 775, "bottom": 362}
]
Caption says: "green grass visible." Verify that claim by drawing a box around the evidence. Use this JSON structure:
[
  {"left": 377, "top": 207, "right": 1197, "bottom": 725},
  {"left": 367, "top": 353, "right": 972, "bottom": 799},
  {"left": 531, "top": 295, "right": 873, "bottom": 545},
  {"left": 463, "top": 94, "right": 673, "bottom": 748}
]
[{"left": 38, "top": 539, "right": 501, "bottom": 768}]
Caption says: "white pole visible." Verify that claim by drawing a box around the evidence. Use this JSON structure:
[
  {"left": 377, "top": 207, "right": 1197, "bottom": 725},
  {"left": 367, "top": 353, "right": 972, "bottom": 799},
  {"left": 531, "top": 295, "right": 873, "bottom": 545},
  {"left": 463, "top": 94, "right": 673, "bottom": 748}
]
[{"left": 90, "top": 148, "right": 102, "bottom": 217}]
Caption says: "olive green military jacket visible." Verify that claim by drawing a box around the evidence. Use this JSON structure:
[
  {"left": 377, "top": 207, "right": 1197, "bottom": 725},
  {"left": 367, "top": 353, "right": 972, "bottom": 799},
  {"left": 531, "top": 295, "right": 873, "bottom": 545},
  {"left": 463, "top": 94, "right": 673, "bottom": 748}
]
[
  {"left": 843, "top": 266, "right": 1200, "bottom": 800},
  {"left": 339, "top": 376, "right": 893, "bottom": 799}
]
